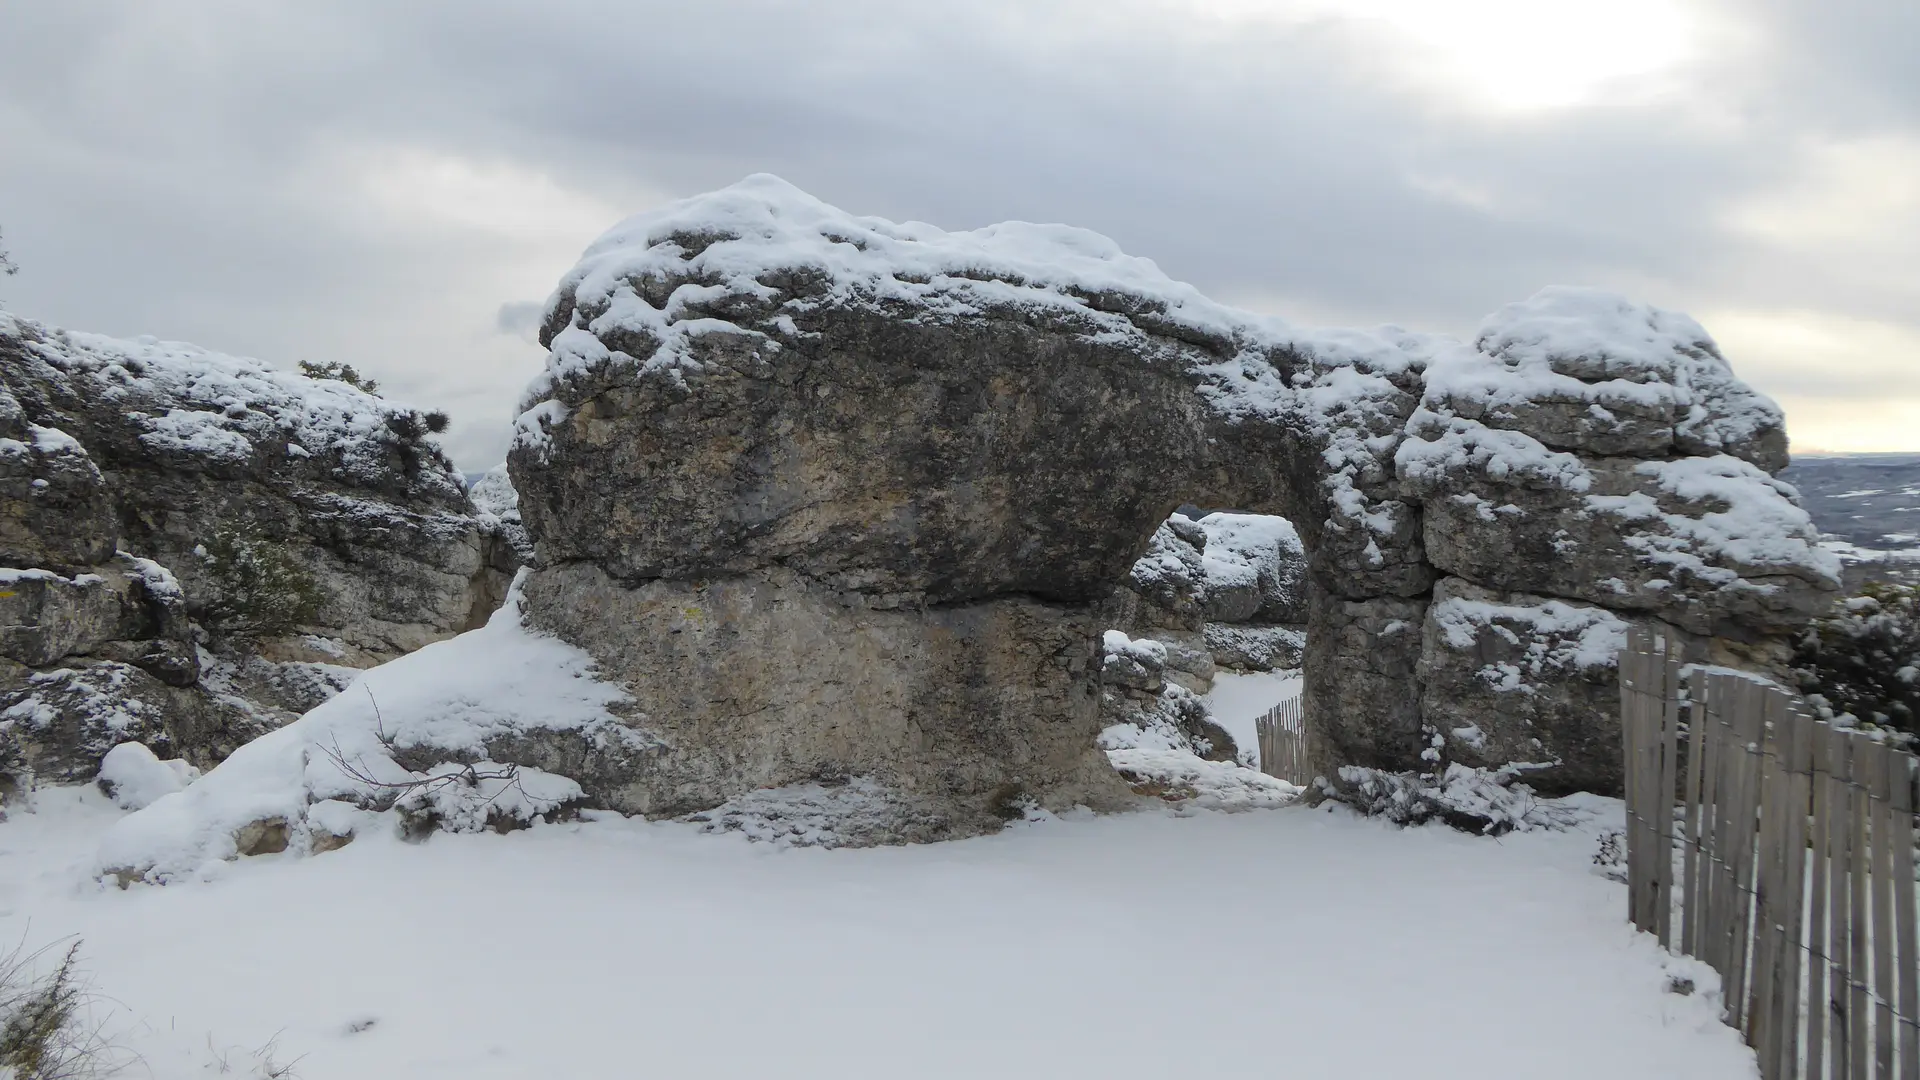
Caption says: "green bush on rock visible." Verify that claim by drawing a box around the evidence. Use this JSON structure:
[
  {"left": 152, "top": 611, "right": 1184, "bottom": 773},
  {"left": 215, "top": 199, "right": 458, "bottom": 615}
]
[{"left": 1791, "top": 582, "right": 1919, "bottom": 745}]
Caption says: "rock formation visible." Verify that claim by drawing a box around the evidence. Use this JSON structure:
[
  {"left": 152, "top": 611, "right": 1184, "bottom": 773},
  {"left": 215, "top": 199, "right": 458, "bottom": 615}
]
[
  {"left": 0, "top": 313, "right": 512, "bottom": 797},
  {"left": 87, "top": 175, "right": 1843, "bottom": 871},
  {"left": 499, "top": 174, "right": 1835, "bottom": 827}
]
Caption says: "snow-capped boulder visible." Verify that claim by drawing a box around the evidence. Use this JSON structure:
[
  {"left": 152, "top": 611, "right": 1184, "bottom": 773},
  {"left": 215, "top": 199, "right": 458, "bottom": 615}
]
[
  {"left": 0, "top": 313, "right": 512, "bottom": 796},
  {"left": 470, "top": 462, "right": 535, "bottom": 569},
  {"left": 96, "top": 740, "right": 198, "bottom": 810},
  {"left": 1195, "top": 512, "right": 1306, "bottom": 625},
  {"left": 1096, "top": 628, "right": 1236, "bottom": 764},
  {"left": 492, "top": 175, "right": 1832, "bottom": 818}
]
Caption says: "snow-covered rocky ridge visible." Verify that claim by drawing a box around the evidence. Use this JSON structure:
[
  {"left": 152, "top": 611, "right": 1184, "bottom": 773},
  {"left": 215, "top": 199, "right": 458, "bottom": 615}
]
[
  {"left": 82, "top": 174, "right": 1842, "bottom": 869},
  {"left": 0, "top": 313, "right": 523, "bottom": 805},
  {"left": 503, "top": 173, "right": 1834, "bottom": 814}
]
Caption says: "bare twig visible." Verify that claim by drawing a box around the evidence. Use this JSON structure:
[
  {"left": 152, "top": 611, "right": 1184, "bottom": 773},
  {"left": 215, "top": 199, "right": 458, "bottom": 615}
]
[{"left": 315, "top": 686, "right": 531, "bottom": 818}]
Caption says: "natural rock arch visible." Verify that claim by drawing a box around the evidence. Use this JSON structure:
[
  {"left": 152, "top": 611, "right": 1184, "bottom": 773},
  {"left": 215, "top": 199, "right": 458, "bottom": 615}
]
[{"left": 503, "top": 174, "right": 1837, "bottom": 838}]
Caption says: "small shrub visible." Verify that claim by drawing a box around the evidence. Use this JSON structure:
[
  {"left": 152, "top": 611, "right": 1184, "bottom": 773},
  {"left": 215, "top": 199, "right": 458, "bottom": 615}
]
[
  {"left": 198, "top": 527, "right": 325, "bottom": 636},
  {"left": 382, "top": 410, "right": 449, "bottom": 444},
  {"left": 0, "top": 939, "right": 119, "bottom": 1080},
  {"left": 296, "top": 360, "right": 379, "bottom": 395},
  {"left": 1791, "top": 582, "right": 1919, "bottom": 743}
]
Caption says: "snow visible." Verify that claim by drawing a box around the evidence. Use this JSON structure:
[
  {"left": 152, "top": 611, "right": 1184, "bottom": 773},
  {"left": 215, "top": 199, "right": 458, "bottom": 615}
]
[
  {"left": 26, "top": 423, "right": 84, "bottom": 455},
  {"left": 0, "top": 566, "right": 75, "bottom": 585},
  {"left": 0, "top": 786, "right": 1759, "bottom": 1079},
  {"left": 0, "top": 311, "right": 464, "bottom": 499},
  {"left": 1100, "top": 628, "right": 1166, "bottom": 667},
  {"left": 1204, "top": 669, "right": 1303, "bottom": 767},
  {"left": 93, "top": 571, "right": 633, "bottom": 882},
  {"left": 467, "top": 462, "right": 520, "bottom": 522},
  {"left": 1468, "top": 287, "right": 1786, "bottom": 458},
  {"left": 1397, "top": 406, "right": 1596, "bottom": 491},
  {"left": 1103, "top": 748, "right": 1299, "bottom": 810},
  {"left": 1620, "top": 455, "right": 1841, "bottom": 581},
  {"left": 1194, "top": 511, "right": 1303, "bottom": 604},
  {"left": 95, "top": 742, "right": 198, "bottom": 811},
  {"left": 119, "top": 552, "right": 184, "bottom": 601},
  {"left": 1430, "top": 593, "right": 1630, "bottom": 691}
]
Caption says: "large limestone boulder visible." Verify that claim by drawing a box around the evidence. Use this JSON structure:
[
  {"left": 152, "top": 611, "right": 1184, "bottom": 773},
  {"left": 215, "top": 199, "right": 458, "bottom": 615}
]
[
  {"left": 490, "top": 176, "right": 1834, "bottom": 826},
  {"left": 0, "top": 314, "right": 510, "bottom": 794},
  {"left": 82, "top": 177, "right": 1840, "bottom": 863}
]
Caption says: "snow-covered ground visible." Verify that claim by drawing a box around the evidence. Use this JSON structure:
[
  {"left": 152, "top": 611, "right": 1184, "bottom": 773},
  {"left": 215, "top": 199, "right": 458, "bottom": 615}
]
[
  {"left": 1205, "top": 669, "right": 1303, "bottom": 767},
  {"left": 1, "top": 787, "right": 1756, "bottom": 1079}
]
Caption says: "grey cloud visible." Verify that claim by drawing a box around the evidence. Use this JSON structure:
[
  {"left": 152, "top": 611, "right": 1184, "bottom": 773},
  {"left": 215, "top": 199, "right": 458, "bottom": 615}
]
[
  {"left": 496, "top": 301, "right": 544, "bottom": 340},
  {"left": 2, "top": 0, "right": 1917, "bottom": 470}
]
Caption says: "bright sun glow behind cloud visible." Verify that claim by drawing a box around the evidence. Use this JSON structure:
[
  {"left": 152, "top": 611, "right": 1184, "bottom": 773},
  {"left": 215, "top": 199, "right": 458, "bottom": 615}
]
[{"left": 1184, "top": 0, "right": 1701, "bottom": 111}]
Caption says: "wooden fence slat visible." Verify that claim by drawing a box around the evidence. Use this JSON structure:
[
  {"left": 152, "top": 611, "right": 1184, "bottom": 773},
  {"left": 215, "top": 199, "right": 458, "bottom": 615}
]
[
  {"left": 1251, "top": 693, "right": 1310, "bottom": 788},
  {"left": 1752, "top": 689, "right": 1784, "bottom": 1064},
  {"left": 1729, "top": 677, "right": 1765, "bottom": 1032},
  {"left": 1684, "top": 672, "right": 1709, "bottom": 956},
  {"left": 1628, "top": 630, "right": 1643, "bottom": 926},
  {"left": 1868, "top": 741, "right": 1897, "bottom": 1080},
  {"left": 1615, "top": 638, "right": 1919, "bottom": 1080},
  {"left": 1658, "top": 640, "right": 1684, "bottom": 948},
  {"left": 1808, "top": 717, "right": 1833, "bottom": 1080},
  {"left": 1851, "top": 732, "right": 1872, "bottom": 1080},
  {"left": 1698, "top": 673, "right": 1725, "bottom": 971},
  {"left": 1889, "top": 753, "right": 1917, "bottom": 1080},
  {"left": 1624, "top": 632, "right": 1646, "bottom": 932},
  {"left": 1831, "top": 726, "right": 1857, "bottom": 1080},
  {"left": 1778, "top": 707, "right": 1814, "bottom": 1080},
  {"left": 1712, "top": 673, "right": 1742, "bottom": 982},
  {"left": 1641, "top": 635, "right": 1658, "bottom": 934}
]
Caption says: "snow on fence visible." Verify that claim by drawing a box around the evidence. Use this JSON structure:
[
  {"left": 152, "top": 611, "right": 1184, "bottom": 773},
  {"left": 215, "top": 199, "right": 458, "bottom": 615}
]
[
  {"left": 1620, "top": 626, "right": 1919, "bottom": 1080},
  {"left": 1254, "top": 692, "right": 1309, "bottom": 787}
]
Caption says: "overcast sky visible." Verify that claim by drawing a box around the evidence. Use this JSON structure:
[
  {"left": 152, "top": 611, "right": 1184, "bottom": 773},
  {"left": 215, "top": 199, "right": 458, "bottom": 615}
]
[{"left": 2, "top": 0, "right": 1916, "bottom": 472}]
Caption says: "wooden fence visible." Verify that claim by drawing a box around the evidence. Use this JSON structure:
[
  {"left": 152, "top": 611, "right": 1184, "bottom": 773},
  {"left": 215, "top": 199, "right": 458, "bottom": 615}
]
[
  {"left": 1620, "top": 626, "right": 1919, "bottom": 1080},
  {"left": 1255, "top": 692, "right": 1310, "bottom": 787}
]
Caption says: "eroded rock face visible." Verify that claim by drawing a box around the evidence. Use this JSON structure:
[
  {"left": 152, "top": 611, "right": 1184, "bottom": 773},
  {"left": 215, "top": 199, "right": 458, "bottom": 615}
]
[
  {"left": 0, "top": 313, "right": 510, "bottom": 793},
  {"left": 523, "top": 563, "right": 1129, "bottom": 835},
  {"left": 497, "top": 176, "right": 1834, "bottom": 826}
]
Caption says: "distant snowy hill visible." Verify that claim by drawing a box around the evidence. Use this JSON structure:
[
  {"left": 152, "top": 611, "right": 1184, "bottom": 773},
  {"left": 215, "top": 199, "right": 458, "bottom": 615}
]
[
  {"left": 1781, "top": 452, "right": 1920, "bottom": 585},
  {"left": 1782, "top": 452, "right": 1920, "bottom": 547}
]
